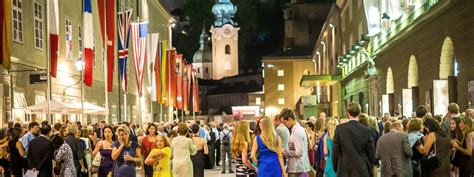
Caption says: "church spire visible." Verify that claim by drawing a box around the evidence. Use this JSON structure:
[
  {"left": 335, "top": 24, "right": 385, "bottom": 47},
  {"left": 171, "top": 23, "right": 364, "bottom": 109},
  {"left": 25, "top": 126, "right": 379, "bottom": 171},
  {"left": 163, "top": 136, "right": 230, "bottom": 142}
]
[
  {"left": 199, "top": 25, "right": 209, "bottom": 50},
  {"left": 212, "top": 0, "right": 237, "bottom": 27}
]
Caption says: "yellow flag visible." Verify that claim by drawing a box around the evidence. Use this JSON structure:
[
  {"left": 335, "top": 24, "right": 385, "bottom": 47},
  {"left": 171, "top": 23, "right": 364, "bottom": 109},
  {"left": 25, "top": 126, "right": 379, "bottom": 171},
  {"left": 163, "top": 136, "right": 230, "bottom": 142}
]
[
  {"left": 161, "top": 41, "right": 167, "bottom": 105},
  {"left": 2, "top": 0, "right": 12, "bottom": 69}
]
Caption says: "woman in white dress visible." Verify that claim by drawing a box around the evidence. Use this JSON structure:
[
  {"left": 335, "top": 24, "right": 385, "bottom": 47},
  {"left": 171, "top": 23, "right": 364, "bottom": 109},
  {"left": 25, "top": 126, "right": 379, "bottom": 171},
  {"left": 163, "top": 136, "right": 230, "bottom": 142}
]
[{"left": 171, "top": 123, "right": 197, "bottom": 177}]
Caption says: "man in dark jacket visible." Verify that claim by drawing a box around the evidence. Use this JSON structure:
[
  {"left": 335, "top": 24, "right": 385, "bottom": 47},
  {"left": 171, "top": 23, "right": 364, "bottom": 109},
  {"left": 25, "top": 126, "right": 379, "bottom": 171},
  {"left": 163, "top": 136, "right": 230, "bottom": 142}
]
[
  {"left": 27, "top": 125, "right": 53, "bottom": 177},
  {"left": 332, "top": 102, "right": 375, "bottom": 177},
  {"left": 64, "top": 124, "right": 86, "bottom": 176}
]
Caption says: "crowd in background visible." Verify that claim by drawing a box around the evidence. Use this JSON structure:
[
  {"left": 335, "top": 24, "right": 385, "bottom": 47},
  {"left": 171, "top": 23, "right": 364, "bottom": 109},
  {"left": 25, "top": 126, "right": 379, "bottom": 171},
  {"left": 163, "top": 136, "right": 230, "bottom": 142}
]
[{"left": 0, "top": 102, "right": 472, "bottom": 177}]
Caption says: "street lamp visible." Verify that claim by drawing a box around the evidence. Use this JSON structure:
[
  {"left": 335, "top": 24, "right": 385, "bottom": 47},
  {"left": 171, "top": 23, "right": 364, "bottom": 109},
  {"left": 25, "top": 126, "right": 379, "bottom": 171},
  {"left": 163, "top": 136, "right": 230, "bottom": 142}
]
[{"left": 75, "top": 57, "right": 85, "bottom": 123}]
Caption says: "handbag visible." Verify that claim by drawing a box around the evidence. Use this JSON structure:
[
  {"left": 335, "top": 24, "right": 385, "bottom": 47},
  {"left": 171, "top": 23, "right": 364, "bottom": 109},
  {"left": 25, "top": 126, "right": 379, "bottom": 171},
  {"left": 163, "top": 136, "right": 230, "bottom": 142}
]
[
  {"left": 90, "top": 152, "right": 102, "bottom": 174},
  {"left": 423, "top": 139, "right": 441, "bottom": 170}
]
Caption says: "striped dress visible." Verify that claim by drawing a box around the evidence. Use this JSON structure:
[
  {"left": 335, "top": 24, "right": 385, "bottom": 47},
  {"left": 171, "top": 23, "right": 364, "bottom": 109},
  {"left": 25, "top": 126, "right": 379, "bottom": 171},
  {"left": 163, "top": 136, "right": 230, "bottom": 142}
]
[{"left": 236, "top": 152, "right": 256, "bottom": 177}]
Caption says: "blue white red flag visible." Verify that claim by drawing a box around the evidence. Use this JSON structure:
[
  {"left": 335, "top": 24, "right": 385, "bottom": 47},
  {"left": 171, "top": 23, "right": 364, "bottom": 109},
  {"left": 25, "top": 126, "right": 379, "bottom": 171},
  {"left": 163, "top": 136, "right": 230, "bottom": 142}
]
[
  {"left": 117, "top": 10, "right": 132, "bottom": 93},
  {"left": 83, "top": 0, "right": 94, "bottom": 86}
]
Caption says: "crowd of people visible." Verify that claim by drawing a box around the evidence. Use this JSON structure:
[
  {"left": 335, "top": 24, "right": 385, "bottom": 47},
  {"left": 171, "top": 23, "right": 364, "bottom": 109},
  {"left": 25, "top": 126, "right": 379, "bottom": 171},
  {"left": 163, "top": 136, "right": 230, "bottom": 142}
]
[{"left": 0, "top": 102, "right": 472, "bottom": 177}]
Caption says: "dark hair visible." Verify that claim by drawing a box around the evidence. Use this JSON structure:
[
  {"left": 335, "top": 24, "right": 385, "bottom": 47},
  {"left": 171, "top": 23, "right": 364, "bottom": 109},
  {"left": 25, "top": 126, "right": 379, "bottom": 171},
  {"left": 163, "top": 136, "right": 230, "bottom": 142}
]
[
  {"left": 191, "top": 124, "right": 200, "bottom": 134},
  {"left": 28, "top": 122, "right": 40, "bottom": 130},
  {"left": 122, "top": 122, "right": 130, "bottom": 126},
  {"left": 196, "top": 120, "right": 201, "bottom": 125},
  {"left": 102, "top": 126, "right": 116, "bottom": 141},
  {"left": 415, "top": 105, "right": 428, "bottom": 118},
  {"left": 100, "top": 120, "right": 106, "bottom": 124},
  {"left": 51, "top": 135, "right": 64, "bottom": 151},
  {"left": 424, "top": 118, "right": 446, "bottom": 137},
  {"left": 359, "top": 114, "right": 369, "bottom": 126},
  {"left": 53, "top": 123, "right": 62, "bottom": 131},
  {"left": 40, "top": 125, "right": 52, "bottom": 135},
  {"left": 14, "top": 123, "right": 21, "bottom": 128},
  {"left": 146, "top": 124, "right": 158, "bottom": 135},
  {"left": 279, "top": 108, "right": 295, "bottom": 121},
  {"left": 167, "top": 130, "right": 177, "bottom": 139},
  {"left": 9, "top": 127, "right": 22, "bottom": 141},
  {"left": 346, "top": 102, "right": 361, "bottom": 118},
  {"left": 305, "top": 122, "right": 314, "bottom": 130},
  {"left": 450, "top": 117, "right": 463, "bottom": 142},
  {"left": 402, "top": 118, "right": 410, "bottom": 132}
]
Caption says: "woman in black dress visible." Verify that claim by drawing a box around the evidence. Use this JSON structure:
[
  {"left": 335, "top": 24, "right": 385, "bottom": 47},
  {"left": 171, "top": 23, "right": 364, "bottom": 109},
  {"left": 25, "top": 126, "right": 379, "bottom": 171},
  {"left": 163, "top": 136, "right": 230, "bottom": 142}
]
[
  {"left": 451, "top": 116, "right": 473, "bottom": 177},
  {"left": 7, "top": 127, "right": 26, "bottom": 177},
  {"left": 190, "top": 124, "right": 208, "bottom": 177}
]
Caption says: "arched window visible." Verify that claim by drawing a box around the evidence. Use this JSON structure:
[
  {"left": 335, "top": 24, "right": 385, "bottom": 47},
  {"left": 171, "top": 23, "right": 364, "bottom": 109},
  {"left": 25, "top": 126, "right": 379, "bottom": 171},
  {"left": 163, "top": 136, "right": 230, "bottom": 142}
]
[{"left": 225, "top": 45, "right": 231, "bottom": 54}]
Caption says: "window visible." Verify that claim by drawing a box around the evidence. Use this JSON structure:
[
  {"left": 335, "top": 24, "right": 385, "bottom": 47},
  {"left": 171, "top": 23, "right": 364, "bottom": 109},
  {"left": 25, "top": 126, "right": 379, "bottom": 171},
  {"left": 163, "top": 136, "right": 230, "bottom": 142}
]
[
  {"left": 267, "top": 64, "right": 274, "bottom": 68},
  {"left": 197, "top": 68, "right": 200, "bottom": 74},
  {"left": 277, "top": 70, "right": 284, "bottom": 76},
  {"left": 256, "top": 97, "right": 261, "bottom": 105},
  {"left": 349, "top": 0, "right": 353, "bottom": 22},
  {"left": 12, "top": 0, "right": 23, "bottom": 42},
  {"left": 78, "top": 26, "right": 82, "bottom": 55},
  {"left": 33, "top": 2, "right": 43, "bottom": 49},
  {"left": 278, "top": 98, "right": 285, "bottom": 105},
  {"left": 278, "top": 84, "right": 285, "bottom": 91},
  {"left": 225, "top": 45, "right": 231, "bottom": 54},
  {"left": 205, "top": 67, "right": 209, "bottom": 73}
]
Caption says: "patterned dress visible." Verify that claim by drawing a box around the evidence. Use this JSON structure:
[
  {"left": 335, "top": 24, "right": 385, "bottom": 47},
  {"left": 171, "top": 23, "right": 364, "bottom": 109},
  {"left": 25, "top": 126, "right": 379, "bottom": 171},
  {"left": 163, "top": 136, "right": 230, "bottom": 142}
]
[
  {"left": 236, "top": 151, "right": 256, "bottom": 177},
  {"left": 55, "top": 143, "right": 77, "bottom": 177}
]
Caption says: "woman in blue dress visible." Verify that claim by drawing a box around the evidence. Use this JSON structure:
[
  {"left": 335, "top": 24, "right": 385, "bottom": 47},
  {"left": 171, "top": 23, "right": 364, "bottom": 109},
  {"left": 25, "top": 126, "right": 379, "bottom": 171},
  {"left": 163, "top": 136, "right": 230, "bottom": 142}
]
[
  {"left": 323, "top": 118, "right": 338, "bottom": 177},
  {"left": 251, "top": 116, "right": 286, "bottom": 177},
  {"left": 111, "top": 125, "right": 142, "bottom": 177}
]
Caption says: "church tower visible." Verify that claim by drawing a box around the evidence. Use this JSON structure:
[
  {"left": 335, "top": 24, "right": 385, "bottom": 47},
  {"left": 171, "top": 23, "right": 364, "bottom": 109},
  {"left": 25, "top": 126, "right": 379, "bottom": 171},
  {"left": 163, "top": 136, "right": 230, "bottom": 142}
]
[
  {"left": 193, "top": 27, "right": 212, "bottom": 79},
  {"left": 210, "top": 0, "right": 239, "bottom": 80}
]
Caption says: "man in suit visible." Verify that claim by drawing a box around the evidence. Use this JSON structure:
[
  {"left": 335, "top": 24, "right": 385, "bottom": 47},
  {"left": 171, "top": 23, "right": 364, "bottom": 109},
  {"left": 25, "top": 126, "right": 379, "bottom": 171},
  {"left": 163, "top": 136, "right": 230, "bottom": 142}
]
[
  {"left": 332, "top": 102, "right": 375, "bottom": 177},
  {"left": 375, "top": 121, "right": 413, "bottom": 177},
  {"left": 210, "top": 122, "right": 221, "bottom": 166},
  {"left": 27, "top": 125, "right": 53, "bottom": 177},
  {"left": 95, "top": 120, "right": 106, "bottom": 139},
  {"left": 64, "top": 124, "right": 87, "bottom": 176}
]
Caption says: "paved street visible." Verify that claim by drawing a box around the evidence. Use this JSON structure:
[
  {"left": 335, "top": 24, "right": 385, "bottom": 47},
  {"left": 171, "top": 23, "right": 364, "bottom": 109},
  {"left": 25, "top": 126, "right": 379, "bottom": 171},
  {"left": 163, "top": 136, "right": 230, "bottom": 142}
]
[{"left": 204, "top": 164, "right": 237, "bottom": 177}]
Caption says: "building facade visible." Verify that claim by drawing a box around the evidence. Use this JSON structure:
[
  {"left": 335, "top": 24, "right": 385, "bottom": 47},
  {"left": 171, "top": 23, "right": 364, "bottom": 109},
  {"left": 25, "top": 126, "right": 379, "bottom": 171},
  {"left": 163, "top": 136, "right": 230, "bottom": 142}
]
[
  {"left": 0, "top": 0, "right": 174, "bottom": 124},
  {"left": 336, "top": 0, "right": 474, "bottom": 117}
]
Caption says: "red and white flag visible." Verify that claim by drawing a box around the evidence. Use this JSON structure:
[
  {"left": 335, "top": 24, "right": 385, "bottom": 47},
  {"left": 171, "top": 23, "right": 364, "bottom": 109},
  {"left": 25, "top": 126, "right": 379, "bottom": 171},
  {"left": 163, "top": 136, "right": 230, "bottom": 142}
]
[
  {"left": 192, "top": 67, "right": 199, "bottom": 113},
  {"left": 49, "top": 0, "right": 59, "bottom": 77},
  {"left": 83, "top": 0, "right": 94, "bottom": 86},
  {"left": 131, "top": 22, "right": 148, "bottom": 97},
  {"left": 176, "top": 55, "right": 183, "bottom": 109}
]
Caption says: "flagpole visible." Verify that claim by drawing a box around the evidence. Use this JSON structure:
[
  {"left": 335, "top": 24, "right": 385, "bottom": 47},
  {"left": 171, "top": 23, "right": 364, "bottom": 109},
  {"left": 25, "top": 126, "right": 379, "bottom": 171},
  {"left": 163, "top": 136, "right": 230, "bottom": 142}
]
[
  {"left": 103, "top": 0, "right": 109, "bottom": 124},
  {"left": 46, "top": 0, "right": 52, "bottom": 123}
]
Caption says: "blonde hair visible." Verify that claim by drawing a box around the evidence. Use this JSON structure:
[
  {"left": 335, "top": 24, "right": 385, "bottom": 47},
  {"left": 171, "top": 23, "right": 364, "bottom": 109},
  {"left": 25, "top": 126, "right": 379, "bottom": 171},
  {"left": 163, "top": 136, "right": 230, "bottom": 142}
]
[
  {"left": 259, "top": 116, "right": 278, "bottom": 152},
  {"left": 156, "top": 135, "right": 170, "bottom": 148},
  {"left": 326, "top": 118, "right": 338, "bottom": 140},
  {"left": 116, "top": 125, "right": 130, "bottom": 135},
  {"left": 231, "top": 121, "right": 252, "bottom": 157}
]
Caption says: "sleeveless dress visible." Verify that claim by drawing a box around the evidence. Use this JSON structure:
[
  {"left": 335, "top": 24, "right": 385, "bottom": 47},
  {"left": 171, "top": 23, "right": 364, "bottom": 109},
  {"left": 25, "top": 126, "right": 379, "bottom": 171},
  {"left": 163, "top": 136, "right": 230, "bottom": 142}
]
[
  {"left": 236, "top": 151, "right": 256, "bottom": 177},
  {"left": 191, "top": 149, "right": 205, "bottom": 177},
  {"left": 98, "top": 149, "right": 113, "bottom": 177},
  {"left": 324, "top": 136, "right": 336, "bottom": 177},
  {"left": 457, "top": 137, "right": 472, "bottom": 177},
  {"left": 112, "top": 141, "right": 140, "bottom": 177},
  {"left": 256, "top": 135, "right": 282, "bottom": 177},
  {"left": 428, "top": 132, "right": 450, "bottom": 177},
  {"left": 8, "top": 140, "right": 22, "bottom": 177},
  {"left": 152, "top": 147, "right": 171, "bottom": 177}
]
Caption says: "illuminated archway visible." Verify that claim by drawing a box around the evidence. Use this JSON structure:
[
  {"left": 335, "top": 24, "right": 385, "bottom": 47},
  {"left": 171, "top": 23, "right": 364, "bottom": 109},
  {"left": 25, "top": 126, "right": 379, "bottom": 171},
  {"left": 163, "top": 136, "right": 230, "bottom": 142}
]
[
  {"left": 386, "top": 67, "right": 394, "bottom": 94},
  {"left": 407, "top": 55, "right": 419, "bottom": 88},
  {"left": 439, "top": 37, "right": 454, "bottom": 79}
]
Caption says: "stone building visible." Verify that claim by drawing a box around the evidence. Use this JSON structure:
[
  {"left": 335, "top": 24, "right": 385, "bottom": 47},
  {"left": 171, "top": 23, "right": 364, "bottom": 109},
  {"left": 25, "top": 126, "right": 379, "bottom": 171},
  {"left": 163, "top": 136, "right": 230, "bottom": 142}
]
[{"left": 0, "top": 0, "right": 174, "bottom": 124}]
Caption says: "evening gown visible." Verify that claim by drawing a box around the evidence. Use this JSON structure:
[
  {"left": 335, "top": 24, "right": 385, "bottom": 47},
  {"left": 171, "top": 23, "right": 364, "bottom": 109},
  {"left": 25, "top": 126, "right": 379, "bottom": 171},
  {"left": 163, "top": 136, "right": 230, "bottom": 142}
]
[
  {"left": 7, "top": 140, "right": 22, "bottom": 177},
  {"left": 324, "top": 136, "right": 336, "bottom": 177},
  {"left": 191, "top": 149, "right": 205, "bottom": 177},
  {"left": 112, "top": 141, "right": 140, "bottom": 177},
  {"left": 98, "top": 149, "right": 113, "bottom": 177},
  {"left": 457, "top": 138, "right": 472, "bottom": 177},
  {"left": 428, "top": 132, "right": 450, "bottom": 177},
  {"left": 256, "top": 135, "right": 282, "bottom": 177}
]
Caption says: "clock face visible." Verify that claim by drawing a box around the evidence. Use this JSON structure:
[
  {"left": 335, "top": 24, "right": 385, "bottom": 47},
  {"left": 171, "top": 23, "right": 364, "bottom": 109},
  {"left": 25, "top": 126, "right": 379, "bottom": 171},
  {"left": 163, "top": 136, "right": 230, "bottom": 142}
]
[{"left": 224, "top": 29, "right": 231, "bottom": 35}]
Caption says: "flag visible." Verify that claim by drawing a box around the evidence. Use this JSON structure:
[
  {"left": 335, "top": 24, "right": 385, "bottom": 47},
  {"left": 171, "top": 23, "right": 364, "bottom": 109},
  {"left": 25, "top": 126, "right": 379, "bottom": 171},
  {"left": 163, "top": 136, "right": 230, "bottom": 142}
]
[
  {"left": 154, "top": 42, "right": 162, "bottom": 103},
  {"left": 106, "top": 0, "right": 115, "bottom": 92},
  {"left": 192, "top": 67, "right": 199, "bottom": 113},
  {"left": 147, "top": 33, "right": 159, "bottom": 101},
  {"left": 97, "top": 0, "right": 105, "bottom": 45},
  {"left": 118, "top": 10, "right": 132, "bottom": 93},
  {"left": 183, "top": 64, "right": 192, "bottom": 112},
  {"left": 131, "top": 22, "right": 148, "bottom": 97},
  {"left": 83, "top": 0, "right": 94, "bottom": 86},
  {"left": 161, "top": 42, "right": 168, "bottom": 105},
  {"left": 165, "top": 49, "right": 175, "bottom": 107},
  {"left": 49, "top": 0, "right": 59, "bottom": 77},
  {"left": 169, "top": 52, "right": 178, "bottom": 108},
  {"left": 1, "top": 0, "right": 12, "bottom": 69},
  {"left": 176, "top": 55, "right": 184, "bottom": 109}
]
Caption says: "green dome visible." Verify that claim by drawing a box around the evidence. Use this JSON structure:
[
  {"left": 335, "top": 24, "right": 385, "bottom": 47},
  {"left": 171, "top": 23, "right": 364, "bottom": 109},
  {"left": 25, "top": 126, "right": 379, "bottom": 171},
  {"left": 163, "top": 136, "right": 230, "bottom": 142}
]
[{"left": 193, "top": 28, "right": 212, "bottom": 63}]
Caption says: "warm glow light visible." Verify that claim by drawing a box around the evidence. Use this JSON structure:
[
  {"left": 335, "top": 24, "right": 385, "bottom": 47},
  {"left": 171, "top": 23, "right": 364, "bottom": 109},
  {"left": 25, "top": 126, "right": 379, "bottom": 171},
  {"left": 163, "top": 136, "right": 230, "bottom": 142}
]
[{"left": 75, "top": 58, "right": 84, "bottom": 71}]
